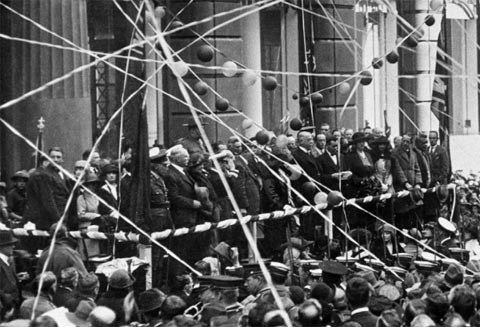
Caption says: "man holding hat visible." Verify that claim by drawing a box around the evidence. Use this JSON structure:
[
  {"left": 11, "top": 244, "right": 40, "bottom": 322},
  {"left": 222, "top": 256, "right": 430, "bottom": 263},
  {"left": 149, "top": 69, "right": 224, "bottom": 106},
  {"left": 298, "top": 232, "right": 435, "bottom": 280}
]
[
  {"left": 6, "top": 170, "right": 28, "bottom": 225},
  {"left": 179, "top": 117, "right": 208, "bottom": 156},
  {"left": 0, "top": 230, "right": 22, "bottom": 319}
]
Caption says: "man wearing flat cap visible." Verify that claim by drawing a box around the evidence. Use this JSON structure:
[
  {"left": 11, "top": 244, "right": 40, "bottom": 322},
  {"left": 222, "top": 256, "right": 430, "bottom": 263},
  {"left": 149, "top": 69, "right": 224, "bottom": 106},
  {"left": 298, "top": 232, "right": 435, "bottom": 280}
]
[{"left": 179, "top": 117, "right": 208, "bottom": 156}]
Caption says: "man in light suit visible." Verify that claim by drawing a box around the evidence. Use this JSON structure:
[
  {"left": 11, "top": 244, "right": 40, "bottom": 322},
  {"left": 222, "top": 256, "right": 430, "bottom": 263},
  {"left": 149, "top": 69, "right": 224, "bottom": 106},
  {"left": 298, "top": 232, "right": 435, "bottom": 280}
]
[{"left": 428, "top": 130, "right": 450, "bottom": 186}]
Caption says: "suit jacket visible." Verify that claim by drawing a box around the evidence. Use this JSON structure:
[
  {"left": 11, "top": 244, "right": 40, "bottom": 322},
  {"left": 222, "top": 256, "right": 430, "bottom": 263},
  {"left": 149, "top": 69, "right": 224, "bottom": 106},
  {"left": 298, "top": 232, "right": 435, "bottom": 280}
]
[
  {"left": 97, "top": 182, "right": 119, "bottom": 215},
  {"left": 23, "top": 165, "right": 71, "bottom": 230},
  {"left": 164, "top": 165, "right": 199, "bottom": 228},
  {"left": 350, "top": 309, "right": 378, "bottom": 327},
  {"left": 0, "top": 259, "right": 21, "bottom": 312},
  {"left": 232, "top": 155, "right": 261, "bottom": 214},
  {"left": 292, "top": 147, "right": 322, "bottom": 186},
  {"left": 428, "top": 145, "right": 450, "bottom": 185},
  {"left": 391, "top": 147, "right": 422, "bottom": 191},
  {"left": 413, "top": 147, "right": 431, "bottom": 188},
  {"left": 317, "top": 151, "right": 342, "bottom": 191},
  {"left": 179, "top": 136, "right": 205, "bottom": 156},
  {"left": 342, "top": 151, "right": 375, "bottom": 197}
]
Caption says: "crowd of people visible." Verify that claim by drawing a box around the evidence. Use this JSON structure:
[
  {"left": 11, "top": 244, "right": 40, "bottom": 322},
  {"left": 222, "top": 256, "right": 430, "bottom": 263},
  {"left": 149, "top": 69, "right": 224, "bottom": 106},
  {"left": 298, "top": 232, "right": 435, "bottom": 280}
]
[{"left": 0, "top": 117, "right": 477, "bottom": 327}]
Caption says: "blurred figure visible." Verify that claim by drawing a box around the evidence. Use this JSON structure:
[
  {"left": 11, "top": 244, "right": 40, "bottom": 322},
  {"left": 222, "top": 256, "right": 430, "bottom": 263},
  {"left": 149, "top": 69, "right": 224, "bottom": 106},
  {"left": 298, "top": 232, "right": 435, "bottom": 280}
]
[{"left": 6, "top": 170, "right": 29, "bottom": 225}]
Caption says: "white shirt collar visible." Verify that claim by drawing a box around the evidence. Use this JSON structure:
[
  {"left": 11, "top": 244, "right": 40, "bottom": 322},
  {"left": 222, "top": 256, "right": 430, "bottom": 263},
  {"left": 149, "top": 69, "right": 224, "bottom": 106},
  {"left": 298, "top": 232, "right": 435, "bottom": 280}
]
[
  {"left": 171, "top": 163, "right": 186, "bottom": 175},
  {"left": 0, "top": 252, "right": 10, "bottom": 266}
]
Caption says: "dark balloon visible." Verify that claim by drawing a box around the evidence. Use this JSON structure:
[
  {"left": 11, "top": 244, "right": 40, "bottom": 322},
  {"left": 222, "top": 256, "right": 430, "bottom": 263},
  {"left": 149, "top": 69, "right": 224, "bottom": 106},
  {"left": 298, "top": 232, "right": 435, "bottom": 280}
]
[
  {"left": 197, "top": 45, "right": 214, "bottom": 62},
  {"left": 290, "top": 118, "right": 303, "bottom": 131},
  {"left": 215, "top": 98, "right": 229, "bottom": 111}
]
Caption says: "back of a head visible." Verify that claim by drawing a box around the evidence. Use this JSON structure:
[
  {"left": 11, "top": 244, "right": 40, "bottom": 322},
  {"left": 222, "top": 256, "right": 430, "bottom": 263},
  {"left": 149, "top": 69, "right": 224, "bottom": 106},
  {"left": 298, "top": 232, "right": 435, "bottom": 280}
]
[
  {"left": 450, "top": 285, "right": 476, "bottom": 322},
  {"left": 443, "top": 313, "right": 466, "bottom": 327},
  {"left": 289, "top": 285, "right": 305, "bottom": 305},
  {"left": 410, "top": 314, "right": 435, "bottom": 327},
  {"left": 403, "top": 299, "right": 426, "bottom": 325},
  {"left": 311, "top": 282, "right": 333, "bottom": 303},
  {"left": 470, "top": 310, "right": 480, "bottom": 327},
  {"left": 346, "top": 277, "right": 370, "bottom": 309},
  {"left": 248, "top": 302, "right": 276, "bottom": 327},
  {"left": 425, "top": 292, "right": 450, "bottom": 323},
  {"left": 49, "top": 223, "right": 68, "bottom": 239},
  {"left": 60, "top": 267, "right": 78, "bottom": 288},
  {"left": 89, "top": 306, "right": 116, "bottom": 327},
  {"left": 194, "top": 260, "right": 211, "bottom": 276},
  {"left": 298, "top": 299, "right": 322, "bottom": 327},
  {"left": 377, "top": 309, "right": 402, "bottom": 327},
  {"left": 161, "top": 295, "right": 187, "bottom": 320},
  {"left": 30, "top": 316, "right": 58, "bottom": 327},
  {"left": 263, "top": 309, "right": 287, "bottom": 327},
  {"left": 339, "top": 321, "right": 362, "bottom": 327}
]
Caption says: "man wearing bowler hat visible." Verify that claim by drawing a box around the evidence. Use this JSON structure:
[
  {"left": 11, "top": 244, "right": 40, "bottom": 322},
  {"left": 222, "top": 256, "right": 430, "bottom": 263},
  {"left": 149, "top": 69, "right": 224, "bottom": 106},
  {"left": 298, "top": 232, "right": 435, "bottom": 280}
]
[
  {"left": 0, "top": 230, "right": 22, "bottom": 319},
  {"left": 6, "top": 170, "right": 29, "bottom": 225},
  {"left": 179, "top": 117, "right": 208, "bottom": 156}
]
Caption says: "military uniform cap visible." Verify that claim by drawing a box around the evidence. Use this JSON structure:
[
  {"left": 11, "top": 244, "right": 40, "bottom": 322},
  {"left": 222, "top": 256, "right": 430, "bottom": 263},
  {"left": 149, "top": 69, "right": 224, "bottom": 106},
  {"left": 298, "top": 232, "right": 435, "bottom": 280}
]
[
  {"left": 269, "top": 262, "right": 290, "bottom": 279},
  {"left": 438, "top": 217, "right": 456, "bottom": 233},
  {"left": 319, "top": 260, "right": 348, "bottom": 276},
  {"left": 209, "top": 275, "right": 244, "bottom": 290}
]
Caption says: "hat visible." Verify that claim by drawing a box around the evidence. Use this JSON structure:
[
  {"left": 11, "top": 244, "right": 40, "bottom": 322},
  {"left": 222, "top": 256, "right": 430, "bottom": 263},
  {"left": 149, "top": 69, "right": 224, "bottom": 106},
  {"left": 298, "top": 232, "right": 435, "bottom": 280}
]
[
  {"left": 138, "top": 288, "right": 166, "bottom": 313},
  {"left": 66, "top": 300, "right": 95, "bottom": 327},
  {"left": 0, "top": 231, "right": 18, "bottom": 247},
  {"left": 243, "top": 263, "right": 268, "bottom": 278},
  {"left": 11, "top": 170, "right": 29, "bottom": 181},
  {"left": 393, "top": 253, "right": 414, "bottom": 269},
  {"left": 299, "top": 126, "right": 316, "bottom": 133},
  {"left": 188, "top": 153, "right": 204, "bottom": 168},
  {"left": 414, "top": 260, "right": 440, "bottom": 274},
  {"left": 182, "top": 117, "right": 207, "bottom": 128},
  {"left": 438, "top": 217, "right": 456, "bottom": 233},
  {"left": 335, "top": 256, "right": 358, "bottom": 266},
  {"left": 378, "top": 284, "right": 401, "bottom": 302},
  {"left": 309, "top": 268, "right": 323, "bottom": 277},
  {"left": 83, "top": 171, "right": 100, "bottom": 184},
  {"left": 349, "top": 132, "right": 371, "bottom": 145},
  {"left": 371, "top": 136, "right": 390, "bottom": 145},
  {"left": 209, "top": 275, "right": 244, "bottom": 290},
  {"left": 150, "top": 148, "right": 168, "bottom": 163},
  {"left": 280, "top": 237, "right": 314, "bottom": 251},
  {"left": 444, "top": 263, "right": 463, "bottom": 288},
  {"left": 386, "top": 266, "right": 408, "bottom": 281},
  {"left": 108, "top": 269, "right": 135, "bottom": 289},
  {"left": 78, "top": 272, "right": 99, "bottom": 293},
  {"left": 436, "top": 185, "right": 449, "bottom": 203},
  {"left": 379, "top": 224, "right": 396, "bottom": 235},
  {"left": 60, "top": 267, "right": 78, "bottom": 285},
  {"left": 448, "top": 247, "right": 470, "bottom": 263},
  {"left": 211, "top": 242, "right": 232, "bottom": 264},
  {"left": 100, "top": 164, "right": 119, "bottom": 176},
  {"left": 269, "top": 262, "right": 290, "bottom": 279},
  {"left": 35, "top": 271, "right": 57, "bottom": 291},
  {"left": 319, "top": 261, "right": 348, "bottom": 276},
  {"left": 88, "top": 306, "right": 116, "bottom": 325}
]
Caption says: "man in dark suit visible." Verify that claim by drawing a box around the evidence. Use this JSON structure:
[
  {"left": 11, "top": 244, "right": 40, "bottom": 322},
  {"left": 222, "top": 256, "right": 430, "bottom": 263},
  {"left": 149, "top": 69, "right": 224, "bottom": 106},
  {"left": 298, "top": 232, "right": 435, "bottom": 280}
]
[
  {"left": 317, "top": 136, "right": 344, "bottom": 192},
  {"left": 164, "top": 146, "right": 206, "bottom": 274},
  {"left": 0, "top": 231, "right": 22, "bottom": 319},
  {"left": 428, "top": 131, "right": 450, "bottom": 186},
  {"left": 346, "top": 277, "right": 378, "bottom": 327},
  {"left": 292, "top": 131, "right": 322, "bottom": 240},
  {"left": 23, "top": 147, "right": 71, "bottom": 231}
]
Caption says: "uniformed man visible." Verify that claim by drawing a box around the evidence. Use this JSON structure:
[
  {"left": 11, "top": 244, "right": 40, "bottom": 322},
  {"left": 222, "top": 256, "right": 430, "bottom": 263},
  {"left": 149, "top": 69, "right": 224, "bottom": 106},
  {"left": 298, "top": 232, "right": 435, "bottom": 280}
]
[
  {"left": 149, "top": 148, "right": 173, "bottom": 288},
  {"left": 241, "top": 263, "right": 269, "bottom": 315}
]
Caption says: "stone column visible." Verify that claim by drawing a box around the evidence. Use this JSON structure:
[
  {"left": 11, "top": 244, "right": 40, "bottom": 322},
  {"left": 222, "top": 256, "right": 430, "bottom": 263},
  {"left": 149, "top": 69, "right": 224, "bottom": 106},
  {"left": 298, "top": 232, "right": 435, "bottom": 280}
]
[{"left": 2, "top": 0, "right": 91, "bottom": 174}]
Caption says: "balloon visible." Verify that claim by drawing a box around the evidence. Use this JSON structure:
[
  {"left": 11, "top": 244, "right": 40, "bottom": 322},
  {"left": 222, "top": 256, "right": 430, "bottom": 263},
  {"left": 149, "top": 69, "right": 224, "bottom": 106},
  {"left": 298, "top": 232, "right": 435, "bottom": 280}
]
[
  {"left": 290, "top": 118, "right": 303, "bottom": 131},
  {"left": 170, "top": 20, "right": 184, "bottom": 29},
  {"left": 197, "top": 45, "right": 214, "bottom": 62},
  {"left": 338, "top": 82, "right": 351, "bottom": 94},
  {"left": 193, "top": 81, "right": 208, "bottom": 95},
  {"left": 222, "top": 61, "right": 238, "bottom": 77},
  {"left": 171, "top": 61, "right": 189, "bottom": 77},
  {"left": 299, "top": 96, "right": 310, "bottom": 106},
  {"left": 154, "top": 6, "right": 166, "bottom": 19},
  {"left": 256, "top": 130, "right": 270, "bottom": 145},
  {"left": 276, "top": 134, "right": 288, "bottom": 148},
  {"left": 263, "top": 76, "right": 278, "bottom": 91},
  {"left": 430, "top": 0, "right": 443, "bottom": 11},
  {"left": 241, "top": 119, "right": 253, "bottom": 130},
  {"left": 314, "top": 192, "right": 328, "bottom": 205},
  {"left": 327, "top": 191, "right": 344, "bottom": 206},
  {"left": 242, "top": 70, "right": 257, "bottom": 86},
  {"left": 360, "top": 71, "right": 372, "bottom": 86},
  {"left": 302, "top": 182, "right": 317, "bottom": 197},
  {"left": 372, "top": 57, "right": 383, "bottom": 69},
  {"left": 386, "top": 50, "right": 399, "bottom": 64},
  {"left": 292, "top": 94, "right": 298, "bottom": 100},
  {"left": 215, "top": 98, "right": 229, "bottom": 111},
  {"left": 310, "top": 92, "right": 323, "bottom": 104},
  {"left": 425, "top": 15, "right": 435, "bottom": 26}
]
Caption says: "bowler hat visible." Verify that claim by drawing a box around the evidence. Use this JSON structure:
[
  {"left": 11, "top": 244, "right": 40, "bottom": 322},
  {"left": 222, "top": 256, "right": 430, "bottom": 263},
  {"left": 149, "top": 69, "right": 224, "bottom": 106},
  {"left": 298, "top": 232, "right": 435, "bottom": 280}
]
[
  {"left": 11, "top": 170, "right": 29, "bottom": 181},
  {"left": 138, "top": 288, "right": 166, "bottom": 313},
  {"left": 319, "top": 261, "right": 348, "bottom": 276},
  {"left": 0, "top": 231, "right": 18, "bottom": 247},
  {"left": 108, "top": 269, "right": 135, "bottom": 289},
  {"left": 349, "top": 132, "right": 371, "bottom": 145},
  {"left": 188, "top": 153, "right": 204, "bottom": 168},
  {"left": 209, "top": 275, "right": 244, "bottom": 290},
  {"left": 444, "top": 263, "right": 463, "bottom": 288}
]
